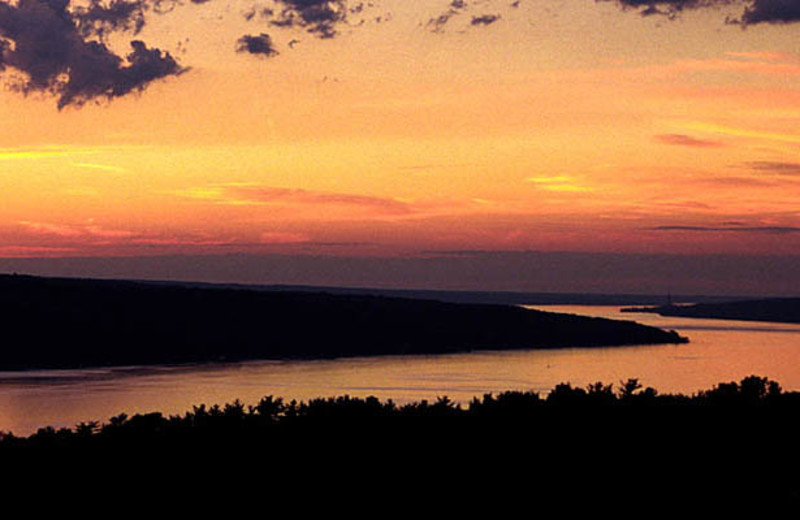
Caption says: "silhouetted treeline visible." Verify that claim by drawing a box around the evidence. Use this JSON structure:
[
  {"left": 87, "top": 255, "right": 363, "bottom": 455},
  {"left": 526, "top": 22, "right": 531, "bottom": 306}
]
[
  {"left": 0, "top": 274, "right": 686, "bottom": 370},
  {"left": 623, "top": 297, "right": 800, "bottom": 323},
  {"left": 2, "top": 376, "right": 798, "bottom": 504}
]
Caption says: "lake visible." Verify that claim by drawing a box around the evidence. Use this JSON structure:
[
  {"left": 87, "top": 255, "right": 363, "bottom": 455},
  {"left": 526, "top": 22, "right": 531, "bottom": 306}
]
[{"left": 1, "top": 305, "right": 799, "bottom": 435}]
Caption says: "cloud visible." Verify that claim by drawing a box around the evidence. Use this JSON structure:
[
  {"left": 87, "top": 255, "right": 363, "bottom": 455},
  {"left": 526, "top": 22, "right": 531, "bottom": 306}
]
[
  {"left": 258, "top": 0, "right": 350, "bottom": 39},
  {"left": 702, "top": 176, "right": 774, "bottom": 186},
  {"left": 471, "top": 14, "right": 500, "bottom": 25},
  {"left": 682, "top": 121, "right": 800, "bottom": 145},
  {"left": 604, "top": 0, "right": 718, "bottom": 20},
  {"left": 227, "top": 185, "right": 413, "bottom": 214},
  {"left": 174, "top": 183, "right": 415, "bottom": 215},
  {"left": 738, "top": 0, "right": 800, "bottom": 25},
  {"left": 525, "top": 175, "right": 593, "bottom": 192},
  {"left": 427, "top": 0, "right": 468, "bottom": 33},
  {"left": 19, "top": 219, "right": 137, "bottom": 238},
  {"left": 2, "top": 0, "right": 796, "bottom": 108},
  {"left": 236, "top": 33, "right": 278, "bottom": 57},
  {"left": 652, "top": 224, "right": 800, "bottom": 233},
  {"left": 743, "top": 161, "right": 800, "bottom": 175},
  {"left": 0, "top": 245, "right": 77, "bottom": 256},
  {"left": 0, "top": 30, "right": 7, "bottom": 70},
  {"left": 651, "top": 200, "right": 714, "bottom": 209},
  {"left": 73, "top": 0, "right": 148, "bottom": 39},
  {"left": 603, "top": 0, "right": 800, "bottom": 26},
  {"left": 0, "top": 145, "right": 99, "bottom": 160},
  {"left": 19, "top": 220, "right": 85, "bottom": 238},
  {"left": 655, "top": 134, "right": 724, "bottom": 147},
  {"left": 71, "top": 161, "right": 126, "bottom": 172},
  {"left": 0, "top": 0, "right": 186, "bottom": 108},
  {"left": 725, "top": 51, "right": 799, "bottom": 62}
]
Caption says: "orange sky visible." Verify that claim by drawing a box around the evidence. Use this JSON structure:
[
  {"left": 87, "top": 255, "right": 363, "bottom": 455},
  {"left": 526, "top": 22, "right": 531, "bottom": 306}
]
[{"left": 0, "top": 0, "right": 798, "bottom": 292}]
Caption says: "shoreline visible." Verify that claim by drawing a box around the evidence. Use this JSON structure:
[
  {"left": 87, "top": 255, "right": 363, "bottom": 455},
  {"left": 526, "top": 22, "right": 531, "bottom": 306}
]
[{"left": 622, "top": 297, "right": 800, "bottom": 325}]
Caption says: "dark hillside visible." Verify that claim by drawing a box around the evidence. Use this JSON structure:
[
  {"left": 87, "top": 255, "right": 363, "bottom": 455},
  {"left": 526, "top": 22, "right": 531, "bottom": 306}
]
[{"left": 0, "top": 274, "right": 686, "bottom": 370}]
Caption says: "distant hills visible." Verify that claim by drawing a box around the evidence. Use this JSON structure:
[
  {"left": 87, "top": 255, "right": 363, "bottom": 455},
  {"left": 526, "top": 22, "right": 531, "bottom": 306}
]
[
  {"left": 622, "top": 298, "right": 800, "bottom": 324},
  {"left": 136, "top": 280, "right": 747, "bottom": 306},
  {"left": 0, "top": 274, "right": 686, "bottom": 371}
]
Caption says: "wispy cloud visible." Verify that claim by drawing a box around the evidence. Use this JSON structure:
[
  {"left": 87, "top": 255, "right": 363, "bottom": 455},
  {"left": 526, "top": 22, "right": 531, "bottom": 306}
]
[
  {"left": 525, "top": 176, "right": 593, "bottom": 192},
  {"left": 701, "top": 176, "right": 776, "bottom": 187},
  {"left": 229, "top": 185, "right": 414, "bottom": 214},
  {"left": 655, "top": 134, "right": 723, "bottom": 148},
  {"left": 71, "top": 162, "right": 126, "bottom": 173},
  {"left": 173, "top": 183, "right": 414, "bottom": 215},
  {"left": 725, "top": 51, "right": 800, "bottom": 63},
  {"left": 0, "top": 245, "right": 77, "bottom": 257},
  {"left": 742, "top": 161, "right": 800, "bottom": 175},
  {"left": 19, "top": 220, "right": 136, "bottom": 239},
  {"left": 0, "top": 146, "right": 98, "bottom": 161},
  {"left": 682, "top": 122, "right": 800, "bottom": 145},
  {"left": 652, "top": 225, "right": 800, "bottom": 234},
  {"left": 651, "top": 200, "right": 714, "bottom": 210}
]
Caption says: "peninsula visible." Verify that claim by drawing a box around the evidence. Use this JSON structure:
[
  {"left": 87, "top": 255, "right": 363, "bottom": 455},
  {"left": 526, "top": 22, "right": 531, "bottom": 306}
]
[{"left": 0, "top": 274, "right": 687, "bottom": 371}]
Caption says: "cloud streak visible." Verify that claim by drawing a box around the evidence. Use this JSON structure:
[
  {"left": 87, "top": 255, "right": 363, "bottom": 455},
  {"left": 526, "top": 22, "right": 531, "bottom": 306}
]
[
  {"left": 652, "top": 224, "right": 800, "bottom": 233},
  {"left": 174, "top": 183, "right": 415, "bottom": 215},
  {"left": 19, "top": 219, "right": 136, "bottom": 238},
  {"left": 655, "top": 134, "right": 724, "bottom": 148},
  {"left": 226, "top": 185, "right": 414, "bottom": 214},
  {"left": 743, "top": 161, "right": 800, "bottom": 175}
]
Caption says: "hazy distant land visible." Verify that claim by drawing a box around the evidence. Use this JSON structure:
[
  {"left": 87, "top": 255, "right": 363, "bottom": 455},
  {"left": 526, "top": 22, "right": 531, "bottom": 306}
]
[
  {"left": 0, "top": 274, "right": 686, "bottom": 371},
  {"left": 145, "top": 279, "right": 746, "bottom": 306},
  {"left": 622, "top": 298, "right": 800, "bottom": 324}
]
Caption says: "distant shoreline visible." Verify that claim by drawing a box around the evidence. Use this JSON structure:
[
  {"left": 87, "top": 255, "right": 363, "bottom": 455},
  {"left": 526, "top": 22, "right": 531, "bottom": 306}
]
[{"left": 622, "top": 298, "right": 800, "bottom": 324}]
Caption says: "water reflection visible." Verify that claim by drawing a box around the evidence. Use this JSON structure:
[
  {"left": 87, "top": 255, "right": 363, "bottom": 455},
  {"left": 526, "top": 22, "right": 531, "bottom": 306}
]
[{"left": 1, "top": 305, "right": 799, "bottom": 435}]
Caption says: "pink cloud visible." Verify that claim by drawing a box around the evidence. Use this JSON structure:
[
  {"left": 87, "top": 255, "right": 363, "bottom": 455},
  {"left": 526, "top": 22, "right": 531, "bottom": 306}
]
[
  {"left": 225, "top": 186, "right": 413, "bottom": 215},
  {"left": 19, "top": 221, "right": 136, "bottom": 239}
]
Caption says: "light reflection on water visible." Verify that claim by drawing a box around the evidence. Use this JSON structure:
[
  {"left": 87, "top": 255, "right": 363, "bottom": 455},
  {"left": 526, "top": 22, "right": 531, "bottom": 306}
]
[{"left": 1, "top": 305, "right": 799, "bottom": 435}]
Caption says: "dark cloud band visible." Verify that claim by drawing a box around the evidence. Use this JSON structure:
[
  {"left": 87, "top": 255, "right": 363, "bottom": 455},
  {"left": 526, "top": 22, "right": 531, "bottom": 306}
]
[
  {"left": 652, "top": 225, "right": 800, "bottom": 233},
  {"left": 603, "top": 0, "right": 800, "bottom": 25}
]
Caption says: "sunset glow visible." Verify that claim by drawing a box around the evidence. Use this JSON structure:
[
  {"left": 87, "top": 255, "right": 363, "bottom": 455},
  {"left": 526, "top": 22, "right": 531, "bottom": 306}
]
[{"left": 1, "top": 0, "right": 798, "bottom": 293}]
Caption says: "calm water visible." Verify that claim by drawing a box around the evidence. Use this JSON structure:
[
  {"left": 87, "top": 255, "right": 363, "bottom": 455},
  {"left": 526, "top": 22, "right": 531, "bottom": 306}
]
[{"left": 1, "top": 305, "right": 799, "bottom": 435}]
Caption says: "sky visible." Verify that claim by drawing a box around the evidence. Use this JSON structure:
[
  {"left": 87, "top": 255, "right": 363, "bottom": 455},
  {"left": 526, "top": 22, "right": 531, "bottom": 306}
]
[{"left": 0, "top": 0, "right": 798, "bottom": 295}]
